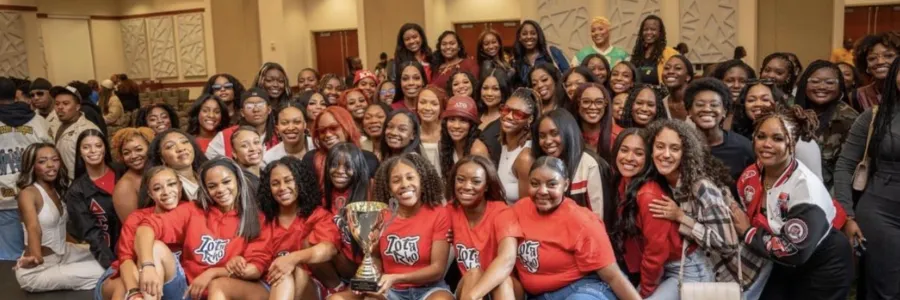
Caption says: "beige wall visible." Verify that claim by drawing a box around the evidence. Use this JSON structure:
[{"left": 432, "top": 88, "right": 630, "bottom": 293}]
[
  {"left": 211, "top": 0, "right": 260, "bottom": 87},
  {"left": 363, "top": 0, "right": 425, "bottom": 70},
  {"left": 90, "top": 19, "right": 126, "bottom": 80},
  {"left": 758, "top": 0, "right": 834, "bottom": 68}
]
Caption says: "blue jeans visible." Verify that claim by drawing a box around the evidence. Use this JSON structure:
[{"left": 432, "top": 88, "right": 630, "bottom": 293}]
[
  {"left": 93, "top": 259, "right": 189, "bottom": 300},
  {"left": 0, "top": 210, "right": 24, "bottom": 260},
  {"left": 530, "top": 274, "right": 617, "bottom": 300},
  {"left": 643, "top": 250, "right": 714, "bottom": 300},
  {"left": 387, "top": 281, "right": 451, "bottom": 300}
]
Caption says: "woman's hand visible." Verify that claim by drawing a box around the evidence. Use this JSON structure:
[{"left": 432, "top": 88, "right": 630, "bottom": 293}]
[
  {"left": 138, "top": 265, "right": 162, "bottom": 298},
  {"left": 225, "top": 256, "right": 247, "bottom": 278},
  {"left": 648, "top": 196, "right": 684, "bottom": 221},
  {"left": 266, "top": 255, "right": 296, "bottom": 285},
  {"left": 729, "top": 202, "right": 751, "bottom": 236},
  {"left": 187, "top": 270, "right": 216, "bottom": 300},
  {"left": 376, "top": 274, "right": 401, "bottom": 295},
  {"left": 843, "top": 219, "right": 866, "bottom": 249},
  {"left": 15, "top": 255, "right": 42, "bottom": 269}
]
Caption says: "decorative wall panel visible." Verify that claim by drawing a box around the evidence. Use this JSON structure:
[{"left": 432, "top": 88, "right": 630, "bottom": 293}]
[
  {"left": 121, "top": 19, "right": 150, "bottom": 79},
  {"left": 680, "top": 0, "right": 737, "bottom": 64},
  {"left": 176, "top": 13, "right": 207, "bottom": 77},
  {"left": 147, "top": 16, "right": 177, "bottom": 78},
  {"left": 536, "top": 0, "right": 591, "bottom": 58},
  {"left": 608, "top": 0, "right": 661, "bottom": 52},
  {"left": 0, "top": 11, "right": 28, "bottom": 78}
]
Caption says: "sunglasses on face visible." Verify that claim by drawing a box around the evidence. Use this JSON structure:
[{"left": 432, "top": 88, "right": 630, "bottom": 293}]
[
  {"left": 30, "top": 91, "right": 45, "bottom": 98},
  {"left": 211, "top": 83, "right": 234, "bottom": 91},
  {"left": 500, "top": 104, "right": 530, "bottom": 120},
  {"left": 317, "top": 124, "right": 343, "bottom": 136}
]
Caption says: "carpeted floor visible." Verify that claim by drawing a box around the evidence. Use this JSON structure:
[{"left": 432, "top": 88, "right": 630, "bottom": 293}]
[{"left": 0, "top": 261, "right": 93, "bottom": 300}]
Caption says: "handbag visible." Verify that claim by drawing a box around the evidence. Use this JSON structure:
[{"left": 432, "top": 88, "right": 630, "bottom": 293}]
[
  {"left": 678, "top": 239, "right": 742, "bottom": 300},
  {"left": 852, "top": 105, "right": 879, "bottom": 191}
]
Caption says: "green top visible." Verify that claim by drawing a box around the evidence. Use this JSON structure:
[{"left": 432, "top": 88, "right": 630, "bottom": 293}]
[{"left": 571, "top": 45, "right": 630, "bottom": 67}]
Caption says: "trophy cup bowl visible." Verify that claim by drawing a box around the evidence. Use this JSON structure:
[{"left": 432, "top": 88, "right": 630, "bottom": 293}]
[{"left": 344, "top": 201, "right": 391, "bottom": 292}]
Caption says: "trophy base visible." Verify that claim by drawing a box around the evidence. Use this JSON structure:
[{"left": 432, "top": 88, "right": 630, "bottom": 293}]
[{"left": 350, "top": 279, "right": 379, "bottom": 292}]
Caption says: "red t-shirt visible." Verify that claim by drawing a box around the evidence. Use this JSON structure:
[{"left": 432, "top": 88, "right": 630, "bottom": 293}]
[
  {"left": 379, "top": 205, "right": 450, "bottom": 289},
  {"left": 616, "top": 179, "right": 642, "bottom": 275},
  {"left": 267, "top": 207, "right": 340, "bottom": 257},
  {"left": 195, "top": 137, "right": 212, "bottom": 153},
  {"left": 111, "top": 204, "right": 186, "bottom": 277},
  {"left": 449, "top": 201, "right": 522, "bottom": 274},
  {"left": 391, "top": 100, "right": 414, "bottom": 112},
  {"left": 140, "top": 203, "right": 272, "bottom": 283},
  {"left": 326, "top": 190, "right": 360, "bottom": 263},
  {"left": 93, "top": 168, "right": 116, "bottom": 195},
  {"left": 511, "top": 197, "right": 616, "bottom": 295}
]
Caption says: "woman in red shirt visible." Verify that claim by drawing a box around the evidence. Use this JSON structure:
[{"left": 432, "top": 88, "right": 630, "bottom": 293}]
[
  {"left": 330, "top": 152, "right": 453, "bottom": 300},
  {"left": 186, "top": 95, "right": 230, "bottom": 153},
  {"left": 134, "top": 158, "right": 272, "bottom": 300},
  {"left": 431, "top": 31, "right": 479, "bottom": 90},
  {"left": 448, "top": 155, "right": 525, "bottom": 299},
  {"left": 392, "top": 61, "right": 429, "bottom": 112},
  {"left": 303, "top": 106, "right": 380, "bottom": 185},
  {"left": 609, "top": 128, "right": 646, "bottom": 285},
  {"left": 512, "top": 156, "right": 639, "bottom": 300},
  {"left": 260, "top": 156, "right": 342, "bottom": 300},
  {"left": 97, "top": 166, "right": 187, "bottom": 300}
]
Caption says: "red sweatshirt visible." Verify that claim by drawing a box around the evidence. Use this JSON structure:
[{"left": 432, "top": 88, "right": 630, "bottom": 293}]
[
  {"left": 140, "top": 203, "right": 272, "bottom": 283},
  {"left": 111, "top": 204, "right": 187, "bottom": 277},
  {"left": 635, "top": 181, "right": 684, "bottom": 298}
]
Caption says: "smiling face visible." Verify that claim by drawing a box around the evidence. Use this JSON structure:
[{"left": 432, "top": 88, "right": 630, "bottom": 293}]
[
  {"left": 451, "top": 74, "right": 473, "bottom": 97},
  {"left": 305, "top": 93, "right": 327, "bottom": 121},
  {"left": 357, "top": 78, "right": 377, "bottom": 100},
  {"left": 416, "top": 89, "right": 441, "bottom": 124},
  {"left": 316, "top": 112, "right": 347, "bottom": 150},
  {"left": 298, "top": 70, "right": 319, "bottom": 92},
  {"left": 612, "top": 93, "right": 627, "bottom": 122},
  {"left": 610, "top": 64, "right": 635, "bottom": 94},
  {"left": 345, "top": 90, "right": 369, "bottom": 120},
  {"left": 564, "top": 72, "right": 588, "bottom": 100},
  {"left": 378, "top": 82, "right": 396, "bottom": 105},
  {"left": 482, "top": 33, "right": 501, "bottom": 57},
  {"left": 263, "top": 68, "right": 286, "bottom": 99},
  {"left": 121, "top": 137, "right": 149, "bottom": 172},
  {"left": 519, "top": 23, "right": 538, "bottom": 50},
  {"left": 761, "top": 58, "right": 790, "bottom": 86},
  {"left": 837, "top": 64, "right": 855, "bottom": 89},
  {"left": 322, "top": 78, "right": 343, "bottom": 105},
  {"left": 329, "top": 158, "right": 354, "bottom": 190},
  {"left": 389, "top": 161, "right": 421, "bottom": 208},
  {"left": 744, "top": 84, "right": 776, "bottom": 121},
  {"left": 722, "top": 67, "right": 749, "bottom": 100},
  {"left": 160, "top": 132, "right": 195, "bottom": 170},
  {"left": 688, "top": 90, "right": 726, "bottom": 130},
  {"left": 149, "top": 169, "right": 181, "bottom": 211},
  {"left": 663, "top": 58, "right": 690, "bottom": 89},
  {"left": 440, "top": 34, "right": 460, "bottom": 60},
  {"left": 586, "top": 57, "right": 609, "bottom": 83},
  {"left": 805, "top": 67, "right": 841, "bottom": 105},
  {"left": 198, "top": 99, "right": 222, "bottom": 134},
  {"left": 269, "top": 164, "right": 297, "bottom": 207},
  {"left": 79, "top": 136, "right": 106, "bottom": 167},
  {"left": 147, "top": 107, "right": 172, "bottom": 134},
  {"left": 652, "top": 128, "right": 683, "bottom": 183},
  {"left": 641, "top": 19, "right": 661, "bottom": 45},
  {"left": 213, "top": 76, "right": 236, "bottom": 103},
  {"left": 363, "top": 105, "right": 387, "bottom": 138},
  {"left": 204, "top": 165, "right": 239, "bottom": 210},
  {"left": 232, "top": 130, "right": 263, "bottom": 167},
  {"left": 578, "top": 87, "right": 607, "bottom": 124},
  {"left": 276, "top": 106, "right": 306, "bottom": 145},
  {"left": 528, "top": 166, "right": 568, "bottom": 212},
  {"left": 401, "top": 66, "right": 424, "bottom": 100},
  {"left": 866, "top": 43, "right": 897, "bottom": 79},
  {"left": 403, "top": 29, "right": 423, "bottom": 53},
  {"left": 537, "top": 118, "right": 564, "bottom": 158},
  {"left": 241, "top": 96, "right": 271, "bottom": 127},
  {"left": 500, "top": 96, "right": 533, "bottom": 134},
  {"left": 385, "top": 113, "right": 415, "bottom": 151},
  {"left": 531, "top": 69, "right": 555, "bottom": 102},
  {"left": 590, "top": 22, "right": 609, "bottom": 46},
  {"left": 754, "top": 117, "right": 791, "bottom": 169},
  {"left": 631, "top": 88, "right": 658, "bottom": 127},
  {"left": 454, "top": 161, "right": 487, "bottom": 207},
  {"left": 480, "top": 76, "right": 502, "bottom": 108},
  {"left": 34, "top": 147, "right": 61, "bottom": 184},
  {"left": 616, "top": 134, "right": 646, "bottom": 178},
  {"left": 446, "top": 117, "right": 472, "bottom": 142}
]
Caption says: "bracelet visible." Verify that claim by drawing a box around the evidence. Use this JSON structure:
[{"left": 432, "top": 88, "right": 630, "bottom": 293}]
[
  {"left": 139, "top": 262, "right": 155, "bottom": 271},
  {"left": 124, "top": 288, "right": 142, "bottom": 300}
]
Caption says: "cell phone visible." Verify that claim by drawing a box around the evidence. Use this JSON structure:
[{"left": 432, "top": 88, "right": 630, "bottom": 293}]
[{"left": 854, "top": 239, "right": 867, "bottom": 257}]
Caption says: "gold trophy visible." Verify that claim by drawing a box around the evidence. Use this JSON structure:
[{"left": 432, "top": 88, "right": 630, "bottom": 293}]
[{"left": 344, "top": 201, "right": 394, "bottom": 292}]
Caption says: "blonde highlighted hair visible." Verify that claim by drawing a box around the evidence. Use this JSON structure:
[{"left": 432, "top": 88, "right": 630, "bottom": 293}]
[
  {"left": 111, "top": 127, "right": 155, "bottom": 164},
  {"left": 591, "top": 17, "right": 611, "bottom": 28}
]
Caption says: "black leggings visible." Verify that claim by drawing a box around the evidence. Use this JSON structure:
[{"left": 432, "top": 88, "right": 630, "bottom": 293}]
[{"left": 760, "top": 229, "right": 854, "bottom": 300}]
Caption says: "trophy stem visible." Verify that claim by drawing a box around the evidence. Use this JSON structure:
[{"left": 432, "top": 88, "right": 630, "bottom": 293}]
[{"left": 351, "top": 254, "right": 382, "bottom": 292}]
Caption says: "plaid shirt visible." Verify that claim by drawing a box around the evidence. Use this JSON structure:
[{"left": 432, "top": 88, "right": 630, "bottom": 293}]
[{"left": 676, "top": 179, "right": 766, "bottom": 287}]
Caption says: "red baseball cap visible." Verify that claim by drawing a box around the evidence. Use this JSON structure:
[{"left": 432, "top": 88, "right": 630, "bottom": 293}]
[
  {"left": 353, "top": 70, "right": 377, "bottom": 86},
  {"left": 441, "top": 95, "right": 480, "bottom": 124}
]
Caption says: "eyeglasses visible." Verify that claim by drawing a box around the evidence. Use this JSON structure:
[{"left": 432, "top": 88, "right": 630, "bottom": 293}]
[
  {"left": 500, "top": 104, "right": 530, "bottom": 120},
  {"left": 745, "top": 78, "right": 777, "bottom": 86},
  {"left": 866, "top": 51, "right": 897, "bottom": 63},
  {"left": 211, "top": 83, "right": 234, "bottom": 91},
  {"left": 379, "top": 89, "right": 396, "bottom": 96},
  {"left": 579, "top": 98, "right": 607, "bottom": 108},
  {"left": 243, "top": 102, "right": 267, "bottom": 110},
  {"left": 316, "top": 124, "right": 343, "bottom": 136},
  {"left": 807, "top": 78, "right": 839, "bottom": 87},
  {"left": 29, "top": 91, "right": 45, "bottom": 98}
]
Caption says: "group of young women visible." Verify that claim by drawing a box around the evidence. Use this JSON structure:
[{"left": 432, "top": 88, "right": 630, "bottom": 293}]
[{"left": 10, "top": 13, "right": 900, "bottom": 300}]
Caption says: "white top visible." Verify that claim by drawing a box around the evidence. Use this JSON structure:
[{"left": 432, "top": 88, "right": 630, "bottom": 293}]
[
  {"left": 179, "top": 174, "right": 199, "bottom": 201},
  {"left": 421, "top": 142, "right": 441, "bottom": 176},
  {"left": 499, "top": 141, "right": 531, "bottom": 204},
  {"left": 765, "top": 160, "right": 835, "bottom": 246},
  {"left": 25, "top": 184, "right": 67, "bottom": 254},
  {"left": 795, "top": 140, "right": 823, "bottom": 181},
  {"left": 263, "top": 138, "right": 315, "bottom": 166},
  {"left": 205, "top": 129, "right": 271, "bottom": 160},
  {"left": 0, "top": 114, "right": 52, "bottom": 209},
  {"left": 55, "top": 114, "right": 100, "bottom": 181}
]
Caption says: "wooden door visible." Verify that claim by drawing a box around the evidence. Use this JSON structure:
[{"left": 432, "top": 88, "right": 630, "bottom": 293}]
[
  {"left": 454, "top": 22, "right": 485, "bottom": 59},
  {"left": 314, "top": 29, "right": 359, "bottom": 77},
  {"left": 488, "top": 20, "right": 520, "bottom": 48},
  {"left": 844, "top": 6, "right": 870, "bottom": 43}
]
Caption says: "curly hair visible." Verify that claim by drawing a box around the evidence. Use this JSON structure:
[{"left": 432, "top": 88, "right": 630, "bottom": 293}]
[
  {"left": 754, "top": 105, "right": 820, "bottom": 152},
  {"left": 337, "top": 88, "right": 371, "bottom": 111},
  {"left": 445, "top": 155, "right": 506, "bottom": 206},
  {"left": 372, "top": 153, "right": 444, "bottom": 208},
  {"left": 379, "top": 109, "right": 423, "bottom": 158},
  {"left": 137, "top": 166, "right": 186, "bottom": 209},
  {"left": 793, "top": 60, "right": 848, "bottom": 136},
  {"left": 439, "top": 116, "right": 482, "bottom": 179},
  {"left": 319, "top": 73, "right": 346, "bottom": 98},
  {"left": 16, "top": 143, "right": 70, "bottom": 196},
  {"left": 133, "top": 103, "right": 180, "bottom": 129},
  {"left": 73, "top": 129, "right": 112, "bottom": 179},
  {"left": 631, "top": 15, "right": 668, "bottom": 67},
  {"left": 731, "top": 81, "right": 790, "bottom": 139},
  {"left": 186, "top": 94, "right": 231, "bottom": 137},
  {"left": 621, "top": 84, "right": 667, "bottom": 128},
  {"left": 761, "top": 52, "right": 798, "bottom": 93},
  {"left": 446, "top": 70, "right": 478, "bottom": 98},
  {"left": 110, "top": 127, "right": 155, "bottom": 164},
  {"left": 259, "top": 156, "right": 321, "bottom": 223},
  {"left": 432, "top": 31, "right": 469, "bottom": 69},
  {"left": 527, "top": 62, "right": 567, "bottom": 111},
  {"left": 394, "top": 23, "right": 433, "bottom": 69}
]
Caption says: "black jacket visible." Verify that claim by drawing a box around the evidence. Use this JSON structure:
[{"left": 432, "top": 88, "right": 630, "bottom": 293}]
[
  {"left": 80, "top": 101, "right": 108, "bottom": 137},
  {"left": 65, "top": 165, "right": 125, "bottom": 268}
]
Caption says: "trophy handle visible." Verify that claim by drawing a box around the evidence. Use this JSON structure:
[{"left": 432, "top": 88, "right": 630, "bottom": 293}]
[{"left": 380, "top": 198, "right": 399, "bottom": 238}]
